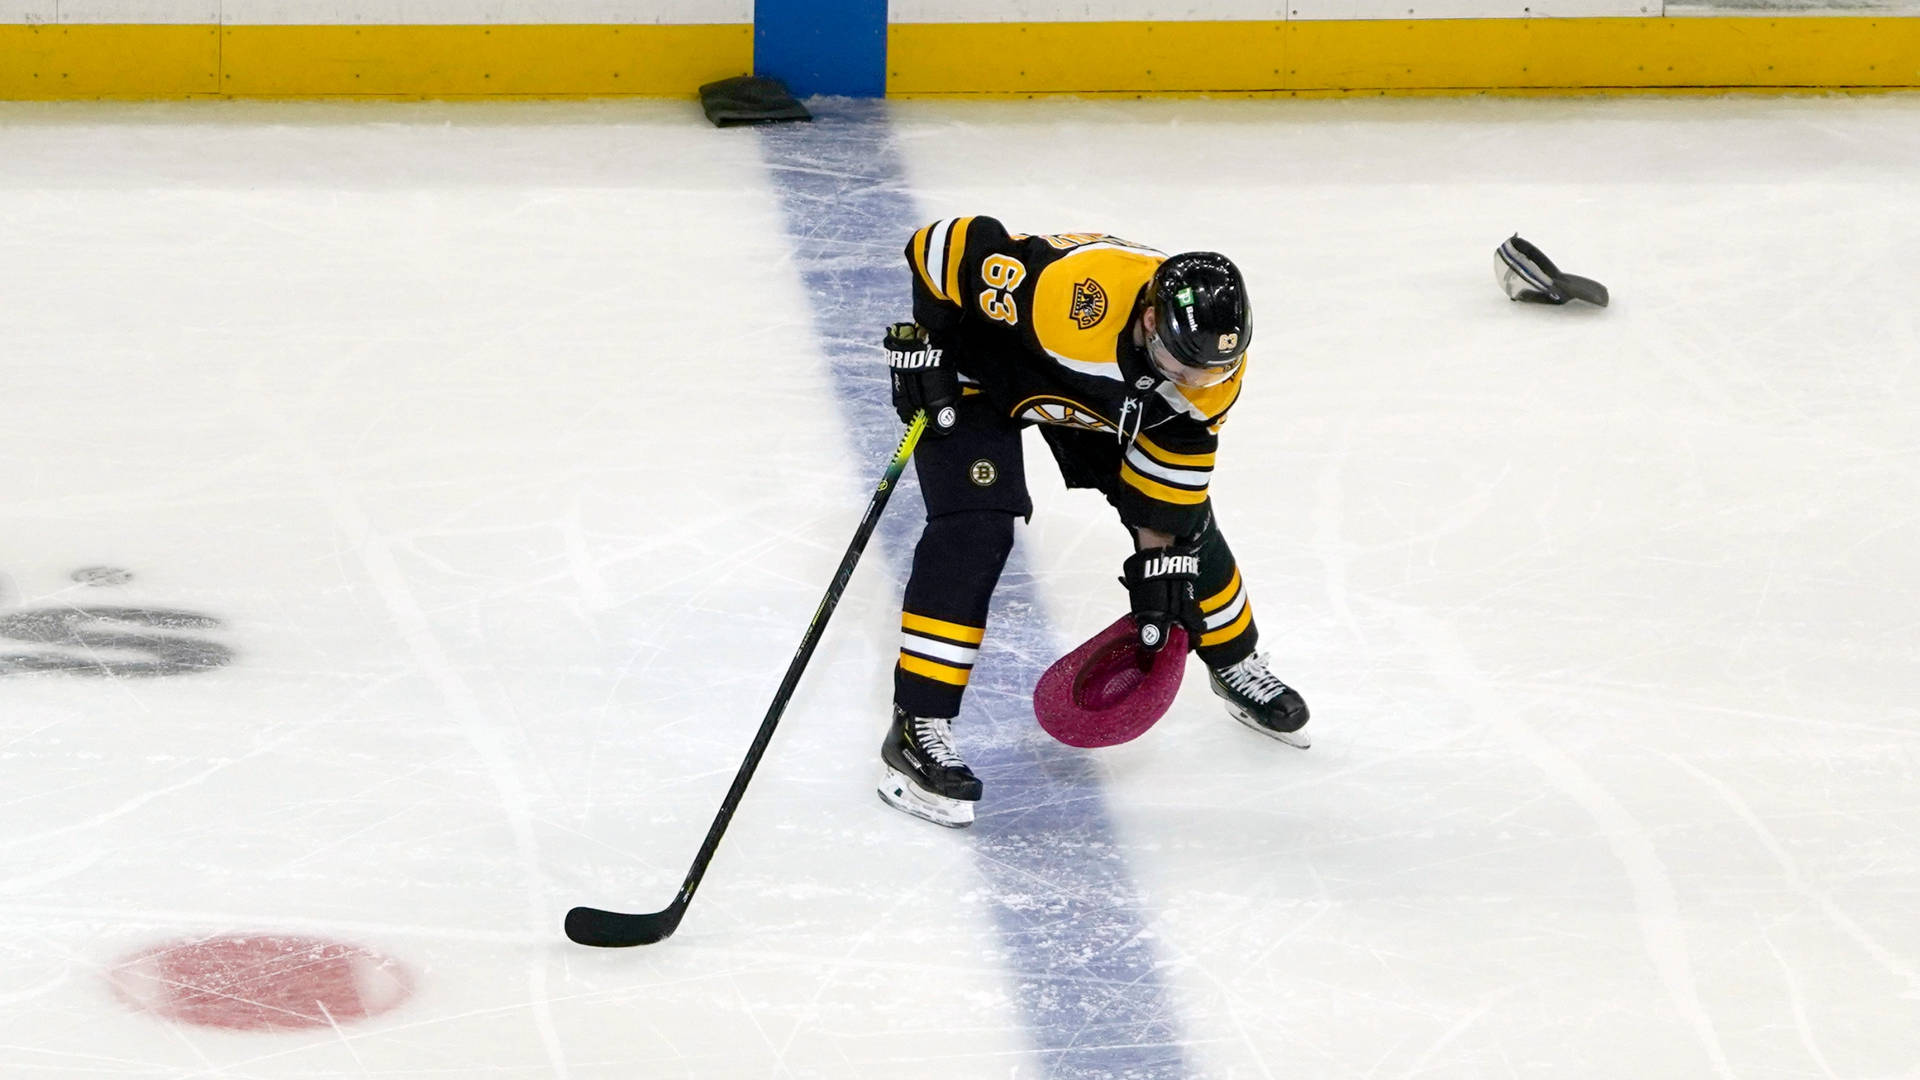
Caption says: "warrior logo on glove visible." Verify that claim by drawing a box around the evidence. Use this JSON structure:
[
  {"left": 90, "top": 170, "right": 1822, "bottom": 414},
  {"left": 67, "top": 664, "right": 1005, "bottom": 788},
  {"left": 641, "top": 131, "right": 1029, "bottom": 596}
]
[
  {"left": 884, "top": 322, "right": 960, "bottom": 435},
  {"left": 1123, "top": 545, "right": 1205, "bottom": 655},
  {"left": 1137, "top": 552, "right": 1199, "bottom": 579},
  {"left": 891, "top": 343, "right": 943, "bottom": 368}
]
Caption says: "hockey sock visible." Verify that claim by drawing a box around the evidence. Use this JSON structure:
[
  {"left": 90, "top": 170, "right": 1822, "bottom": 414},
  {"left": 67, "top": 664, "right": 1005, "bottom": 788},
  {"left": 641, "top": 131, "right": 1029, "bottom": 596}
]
[
  {"left": 1189, "top": 522, "right": 1259, "bottom": 668},
  {"left": 894, "top": 510, "right": 1016, "bottom": 717}
]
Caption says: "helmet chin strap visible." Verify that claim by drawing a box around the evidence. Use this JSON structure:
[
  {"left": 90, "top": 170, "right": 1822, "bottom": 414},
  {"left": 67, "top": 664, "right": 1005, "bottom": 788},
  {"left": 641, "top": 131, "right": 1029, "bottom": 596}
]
[
  {"left": 1115, "top": 394, "right": 1147, "bottom": 452},
  {"left": 1118, "top": 315, "right": 1157, "bottom": 452},
  {"left": 1139, "top": 313, "right": 1177, "bottom": 382}
]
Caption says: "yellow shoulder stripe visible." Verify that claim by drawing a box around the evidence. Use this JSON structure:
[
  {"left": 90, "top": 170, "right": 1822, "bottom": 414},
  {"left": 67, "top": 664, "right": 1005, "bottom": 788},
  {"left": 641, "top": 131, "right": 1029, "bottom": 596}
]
[
  {"left": 910, "top": 223, "right": 946, "bottom": 302},
  {"left": 945, "top": 216, "right": 973, "bottom": 303},
  {"left": 1029, "top": 245, "right": 1161, "bottom": 371}
]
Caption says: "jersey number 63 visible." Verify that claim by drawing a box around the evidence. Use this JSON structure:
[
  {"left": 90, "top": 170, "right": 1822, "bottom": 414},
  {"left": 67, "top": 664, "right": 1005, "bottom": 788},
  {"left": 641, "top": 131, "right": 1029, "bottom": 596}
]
[{"left": 977, "top": 254, "right": 1027, "bottom": 327}]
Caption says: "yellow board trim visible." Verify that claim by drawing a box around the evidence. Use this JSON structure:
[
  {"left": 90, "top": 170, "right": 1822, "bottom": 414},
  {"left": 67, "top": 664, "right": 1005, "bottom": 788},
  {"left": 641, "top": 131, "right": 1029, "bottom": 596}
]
[
  {"left": 1121, "top": 463, "right": 1210, "bottom": 506},
  {"left": 1200, "top": 600, "right": 1255, "bottom": 648},
  {"left": 900, "top": 652, "right": 972, "bottom": 686},
  {"left": 889, "top": 17, "right": 1920, "bottom": 96},
  {"left": 0, "top": 25, "right": 219, "bottom": 99},
  {"left": 224, "top": 24, "right": 748, "bottom": 97},
  {"left": 13, "top": 17, "right": 1913, "bottom": 100},
  {"left": 0, "top": 23, "right": 746, "bottom": 99},
  {"left": 903, "top": 612, "right": 986, "bottom": 645},
  {"left": 1201, "top": 568, "right": 1242, "bottom": 613}
]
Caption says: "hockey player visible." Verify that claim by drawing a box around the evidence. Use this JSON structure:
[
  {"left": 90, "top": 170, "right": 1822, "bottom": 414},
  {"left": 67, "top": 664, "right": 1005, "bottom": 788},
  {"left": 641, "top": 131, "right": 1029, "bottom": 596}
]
[{"left": 878, "top": 217, "right": 1310, "bottom": 828}]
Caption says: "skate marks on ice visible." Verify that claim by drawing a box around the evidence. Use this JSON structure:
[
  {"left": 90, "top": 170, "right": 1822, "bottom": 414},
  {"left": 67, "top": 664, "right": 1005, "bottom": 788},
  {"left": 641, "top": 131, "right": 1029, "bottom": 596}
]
[
  {"left": 1298, "top": 382, "right": 1920, "bottom": 1078},
  {"left": 757, "top": 104, "right": 1194, "bottom": 1079}
]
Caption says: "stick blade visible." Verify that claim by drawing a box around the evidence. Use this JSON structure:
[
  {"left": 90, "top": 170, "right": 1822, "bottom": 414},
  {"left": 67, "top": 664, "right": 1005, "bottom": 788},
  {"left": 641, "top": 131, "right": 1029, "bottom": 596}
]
[{"left": 564, "top": 903, "right": 683, "bottom": 948}]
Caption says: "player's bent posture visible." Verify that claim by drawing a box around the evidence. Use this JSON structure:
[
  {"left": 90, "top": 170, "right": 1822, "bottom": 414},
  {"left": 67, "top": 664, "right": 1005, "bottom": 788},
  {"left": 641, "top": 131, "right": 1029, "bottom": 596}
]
[{"left": 879, "top": 217, "right": 1310, "bottom": 828}]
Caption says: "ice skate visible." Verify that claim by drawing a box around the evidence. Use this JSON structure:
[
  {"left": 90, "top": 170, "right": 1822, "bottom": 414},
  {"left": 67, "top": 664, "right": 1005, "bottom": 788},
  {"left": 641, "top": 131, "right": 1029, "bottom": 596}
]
[
  {"left": 1209, "top": 652, "right": 1310, "bottom": 748},
  {"left": 878, "top": 705, "right": 982, "bottom": 828}
]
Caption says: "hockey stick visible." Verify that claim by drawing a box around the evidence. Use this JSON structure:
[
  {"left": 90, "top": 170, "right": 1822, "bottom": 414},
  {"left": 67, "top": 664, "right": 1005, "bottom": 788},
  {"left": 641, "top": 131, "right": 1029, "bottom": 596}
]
[{"left": 565, "top": 411, "right": 929, "bottom": 947}]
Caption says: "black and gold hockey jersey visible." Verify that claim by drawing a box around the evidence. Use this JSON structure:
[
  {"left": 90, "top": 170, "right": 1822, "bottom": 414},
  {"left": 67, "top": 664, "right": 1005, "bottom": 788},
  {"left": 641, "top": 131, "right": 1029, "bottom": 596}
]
[{"left": 905, "top": 215, "right": 1247, "bottom": 536}]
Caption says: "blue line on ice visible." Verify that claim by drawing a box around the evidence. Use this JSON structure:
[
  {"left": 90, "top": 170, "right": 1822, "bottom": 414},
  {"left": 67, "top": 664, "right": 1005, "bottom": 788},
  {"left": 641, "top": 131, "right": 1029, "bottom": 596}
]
[{"left": 757, "top": 102, "right": 1193, "bottom": 1080}]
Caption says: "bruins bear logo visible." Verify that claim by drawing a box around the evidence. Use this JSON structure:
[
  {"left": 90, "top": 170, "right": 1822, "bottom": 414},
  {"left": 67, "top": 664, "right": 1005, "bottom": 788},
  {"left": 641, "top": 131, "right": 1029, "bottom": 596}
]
[
  {"left": 1015, "top": 396, "right": 1115, "bottom": 433},
  {"left": 1070, "top": 278, "right": 1108, "bottom": 330}
]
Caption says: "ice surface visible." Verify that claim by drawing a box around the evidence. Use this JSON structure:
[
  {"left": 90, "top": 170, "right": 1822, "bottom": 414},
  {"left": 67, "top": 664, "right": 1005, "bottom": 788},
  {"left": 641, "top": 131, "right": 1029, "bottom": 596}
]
[{"left": 1, "top": 94, "right": 1917, "bottom": 1079}]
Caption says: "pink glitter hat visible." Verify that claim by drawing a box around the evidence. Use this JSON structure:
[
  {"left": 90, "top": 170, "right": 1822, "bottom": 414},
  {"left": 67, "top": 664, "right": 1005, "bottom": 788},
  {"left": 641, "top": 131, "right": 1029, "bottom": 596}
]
[{"left": 1033, "top": 616, "right": 1188, "bottom": 748}]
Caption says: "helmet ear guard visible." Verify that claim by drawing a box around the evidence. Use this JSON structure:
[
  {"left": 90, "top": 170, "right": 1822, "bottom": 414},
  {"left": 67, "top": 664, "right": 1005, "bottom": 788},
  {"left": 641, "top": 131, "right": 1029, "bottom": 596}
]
[{"left": 1496, "top": 234, "right": 1609, "bottom": 307}]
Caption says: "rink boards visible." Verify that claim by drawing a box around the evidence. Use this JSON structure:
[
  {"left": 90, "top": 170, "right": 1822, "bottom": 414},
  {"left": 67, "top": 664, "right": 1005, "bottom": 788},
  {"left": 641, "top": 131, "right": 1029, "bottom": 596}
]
[
  {"left": 0, "top": 21, "right": 750, "bottom": 98},
  {"left": 889, "top": 16, "right": 1920, "bottom": 95},
  {"left": 1, "top": 0, "right": 1917, "bottom": 97}
]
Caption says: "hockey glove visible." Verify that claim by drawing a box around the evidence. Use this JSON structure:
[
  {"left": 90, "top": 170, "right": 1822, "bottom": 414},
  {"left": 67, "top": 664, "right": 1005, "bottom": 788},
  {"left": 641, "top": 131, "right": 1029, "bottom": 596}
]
[
  {"left": 1494, "top": 234, "right": 1609, "bottom": 307},
  {"left": 1122, "top": 543, "right": 1206, "bottom": 654},
  {"left": 884, "top": 322, "right": 959, "bottom": 436}
]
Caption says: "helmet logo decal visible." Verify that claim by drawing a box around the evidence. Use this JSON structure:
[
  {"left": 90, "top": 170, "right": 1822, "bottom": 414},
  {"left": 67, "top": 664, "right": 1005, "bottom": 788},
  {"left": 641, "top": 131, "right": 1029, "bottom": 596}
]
[
  {"left": 1217, "top": 332, "right": 1239, "bottom": 353},
  {"left": 1070, "top": 278, "right": 1108, "bottom": 329}
]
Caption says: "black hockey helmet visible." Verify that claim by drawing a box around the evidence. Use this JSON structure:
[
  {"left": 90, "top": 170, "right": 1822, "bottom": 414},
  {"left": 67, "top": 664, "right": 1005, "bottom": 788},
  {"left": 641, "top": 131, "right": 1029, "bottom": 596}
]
[{"left": 1143, "top": 252, "right": 1251, "bottom": 373}]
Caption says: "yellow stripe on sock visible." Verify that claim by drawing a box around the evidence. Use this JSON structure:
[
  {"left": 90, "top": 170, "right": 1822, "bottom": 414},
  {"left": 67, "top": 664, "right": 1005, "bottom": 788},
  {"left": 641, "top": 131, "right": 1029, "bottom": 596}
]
[
  {"left": 900, "top": 653, "right": 972, "bottom": 686},
  {"left": 1201, "top": 568, "right": 1242, "bottom": 613},
  {"left": 1200, "top": 602, "right": 1254, "bottom": 648},
  {"left": 902, "top": 612, "right": 985, "bottom": 644}
]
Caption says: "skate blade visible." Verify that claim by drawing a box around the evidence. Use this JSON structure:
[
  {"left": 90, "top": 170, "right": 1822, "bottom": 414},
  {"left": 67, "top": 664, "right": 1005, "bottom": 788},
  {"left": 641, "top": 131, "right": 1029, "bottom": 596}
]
[
  {"left": 1225, "top": 703, "right": 1311, "bottom": 749},
  {"left": 878, "top": 765, "right": 975, "bottom": 828}
]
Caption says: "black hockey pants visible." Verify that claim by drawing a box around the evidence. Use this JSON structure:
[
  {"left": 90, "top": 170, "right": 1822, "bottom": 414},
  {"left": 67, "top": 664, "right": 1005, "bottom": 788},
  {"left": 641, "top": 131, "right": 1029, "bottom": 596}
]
[{"left": 893, "top": 397, "right": 1259, "bottom": 719}]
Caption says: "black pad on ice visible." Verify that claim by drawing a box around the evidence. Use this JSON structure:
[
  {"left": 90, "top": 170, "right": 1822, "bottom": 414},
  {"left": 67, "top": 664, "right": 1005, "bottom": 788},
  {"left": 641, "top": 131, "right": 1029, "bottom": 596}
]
[{"left": 699, "top": 76, "right": 812, "bottom": 128}]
